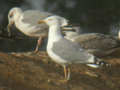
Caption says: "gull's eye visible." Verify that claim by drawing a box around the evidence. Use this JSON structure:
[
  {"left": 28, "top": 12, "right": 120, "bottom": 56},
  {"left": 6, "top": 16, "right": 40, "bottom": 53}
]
[
  {"left": 9, "top": 14, "right": 13, "bottom": 18},
  {"left": 9, "top": 12, "right": 14, "bottom": 18}
]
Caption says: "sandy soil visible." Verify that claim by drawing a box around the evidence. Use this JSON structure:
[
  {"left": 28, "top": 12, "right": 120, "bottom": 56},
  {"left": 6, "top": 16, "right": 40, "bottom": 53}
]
[{"left": 0, "top": 37, "right": 120, "bottom": 90}]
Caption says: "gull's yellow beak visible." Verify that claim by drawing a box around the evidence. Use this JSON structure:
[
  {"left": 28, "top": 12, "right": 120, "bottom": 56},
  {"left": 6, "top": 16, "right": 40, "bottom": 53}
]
[{"left": 38, "top": 20, "right": 46, "bottom": 24}]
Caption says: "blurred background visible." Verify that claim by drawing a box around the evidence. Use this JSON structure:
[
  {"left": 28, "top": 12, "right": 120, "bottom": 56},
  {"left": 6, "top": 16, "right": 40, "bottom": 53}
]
[{"left": 1, "top": 0, "right": 120, "bottom": 35}]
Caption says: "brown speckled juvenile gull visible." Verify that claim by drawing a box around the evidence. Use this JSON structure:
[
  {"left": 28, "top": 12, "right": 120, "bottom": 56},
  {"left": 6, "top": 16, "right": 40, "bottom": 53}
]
[
  {"left": 7, "top": 7, "right": 68, "bottom": 52},
  {"left": 38, "top": 16, "right": 108, "bottom": 81},
  {"left": 64, "top": 30, "right": 120, "bottom": 57}
]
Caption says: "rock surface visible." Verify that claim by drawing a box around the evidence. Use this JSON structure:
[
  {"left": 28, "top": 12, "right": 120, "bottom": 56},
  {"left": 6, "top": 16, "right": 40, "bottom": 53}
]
[{"left": 0, "top": 37, "right": 120, "bottom": 90}]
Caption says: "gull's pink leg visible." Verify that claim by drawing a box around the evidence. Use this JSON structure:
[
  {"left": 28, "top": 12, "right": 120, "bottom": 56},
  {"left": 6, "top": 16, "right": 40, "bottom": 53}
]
[{"left": 34, "top": 37, "right": 43, "bottom": 53}]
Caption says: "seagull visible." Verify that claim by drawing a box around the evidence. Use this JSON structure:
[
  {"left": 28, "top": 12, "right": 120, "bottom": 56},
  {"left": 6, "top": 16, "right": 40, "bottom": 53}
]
[
  {"left": 7, "top": 7, "right": 69, "bottom": 52},
  {"left": 38, "top": 16, "right": 108, "bottom": 81},
  {"left": 64, "top": 29, "right": 120, "bottom": 57}
]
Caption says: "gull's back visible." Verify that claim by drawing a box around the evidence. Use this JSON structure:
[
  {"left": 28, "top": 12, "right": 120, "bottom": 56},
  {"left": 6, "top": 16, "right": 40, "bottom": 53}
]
[
  {"left": 51, "top": 38, "right": 94, "bottom": 64},
  {"left": 19, "top": 10, "right": 53, "bottom": 37},
  {"left": 72, "top": 33, "right": 120, "bottom": 56},
  {"left": 73, "top": 33, "right": 120, "bottom": 50},
  {"left": 22, "top": 10, "right": 53, "bottom": 25}
]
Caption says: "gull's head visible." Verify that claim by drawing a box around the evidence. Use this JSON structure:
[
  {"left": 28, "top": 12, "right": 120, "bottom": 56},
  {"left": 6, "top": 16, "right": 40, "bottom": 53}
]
[
  {"left": 7, "top": 7, "right": 22, "bottom": 36},
  {"left": 64, "top": 31, "right": 78, "bottom": 37},
  {"left": 38, "top": 16, "right": 69, "bottom": 27},
  {"left": 63, "top": 31, "right": 79, "bottom": 40},
  {"left": 8, "top": 7, "right": 22, "bottom": 25}
]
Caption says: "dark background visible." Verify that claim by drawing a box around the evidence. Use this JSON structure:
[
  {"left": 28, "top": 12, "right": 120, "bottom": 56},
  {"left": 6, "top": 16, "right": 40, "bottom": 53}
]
[{"left": 1, "top": 0, "right": 120, "bottom": 35}]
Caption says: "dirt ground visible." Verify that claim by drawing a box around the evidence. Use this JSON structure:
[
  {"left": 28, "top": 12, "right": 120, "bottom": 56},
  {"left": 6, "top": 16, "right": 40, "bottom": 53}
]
[{"left": 0, "top": 37, "right": 120, "bottom": 90}]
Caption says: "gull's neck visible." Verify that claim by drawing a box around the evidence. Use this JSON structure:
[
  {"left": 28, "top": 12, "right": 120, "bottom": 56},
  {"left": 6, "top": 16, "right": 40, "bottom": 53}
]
[
  {"left": 47, "top": 24, "right": 63, "bottom": 48},
  {"left": 14, "top": 9, "right": 24, "bottom": 29},
  {"left": 14, "top": 9, "right": 23, "bottom": 23}
]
